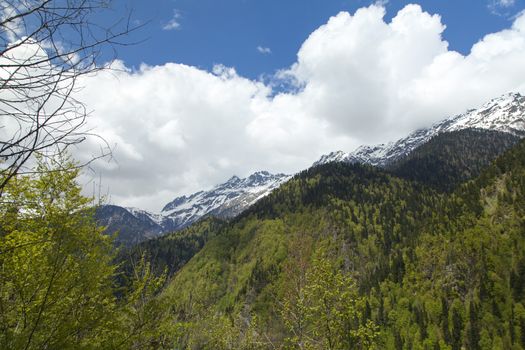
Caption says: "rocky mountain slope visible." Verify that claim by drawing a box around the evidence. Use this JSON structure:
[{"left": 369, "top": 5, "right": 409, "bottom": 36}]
[
  {"left": 96, "top": 171, "right": 291, "bottom": 245},
  {"left": 160, "top": 171, "right": 291, "bottom": 231},
  {"left": 94, "top": 205, "right": 164, "bottom": 247},
  {"left": 102, "top": 92, "right": 525, "bottom": 246},
  {"left": 314, "top": 92, "right": 525, "bottom": 167}
]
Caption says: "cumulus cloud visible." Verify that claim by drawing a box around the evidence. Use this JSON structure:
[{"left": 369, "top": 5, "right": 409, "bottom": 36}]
[
  {"left": 163, "top": 10, "right": 181, "bottom": 30},
  {"left": 257, "top": 46, "right": 272, "bottom": 54},
  {"left": 75, "top": 4, "right": 525, "bottom": 211}
]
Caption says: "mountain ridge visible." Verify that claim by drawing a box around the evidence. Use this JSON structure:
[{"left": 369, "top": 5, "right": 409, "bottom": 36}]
[
  {"left": 100, "top": 92, "right": 525, "bottom": 246},
  {"left": 160, "top": 170, "right": 291, "bottom": 231},
  {"left": 97, "top": 170, "right": 291, "bottom": 245},
  {"left": 314, "top": 92, "right": 525, "bottom": 167}
]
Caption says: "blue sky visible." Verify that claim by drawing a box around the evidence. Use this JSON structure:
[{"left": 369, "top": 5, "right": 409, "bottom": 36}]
[
  {"left": 61, "top": 0, "right": 525, "bottom": 210},
  {"left": 109, "top": 0, "right": 525, "bottom": 79},
  {"left": 5, "top": 1, "right": 525, "bottom": 209}
]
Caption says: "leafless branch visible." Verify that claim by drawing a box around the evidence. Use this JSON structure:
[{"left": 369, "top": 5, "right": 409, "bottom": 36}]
[{"left": 0, "top": 0, "right": 140, "bottom": 192}]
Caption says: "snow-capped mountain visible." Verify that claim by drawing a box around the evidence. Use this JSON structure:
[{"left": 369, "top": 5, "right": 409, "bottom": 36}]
[
  {"left": 314, "top": 92, "right": 525, "bottom": 167},
  {"left": 102, "top": 92, "right": 525, "bottom": 246},
  {"left": 97, "top": 171, "right": 291, "bottom": 244},
  {"left": 94, "top": 205, "right": 164, "bottom": 247},
  {"left": 160, "top": 171, "right": 291, "bottom": 231}
]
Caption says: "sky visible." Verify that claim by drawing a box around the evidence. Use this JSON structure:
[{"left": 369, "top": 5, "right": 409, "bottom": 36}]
[
  {"left": 102, "top": 0, "right": 525, "bottom": 80},
  {"left": 38, "top": 0, "right": 525, "bottom": 211}
]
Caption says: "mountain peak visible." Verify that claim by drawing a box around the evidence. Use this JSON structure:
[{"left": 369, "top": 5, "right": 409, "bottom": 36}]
[
  {"left": 251, "top": 170, "right": 271, "bottom": 177},
  {"left": 312, "top": 150, "right": 349, "bottom": 167},
  {"left": 159, "top": 171, "right": 291, "bottom": 231},
  {"left": 483, "top": 91, "right": 523, "bottom": 108},
  {"left": 314, "top": 91, "right": 525, "bottom": 167},
  {"left": 226, "top": 175, "right": 241, "bottom": 184}
]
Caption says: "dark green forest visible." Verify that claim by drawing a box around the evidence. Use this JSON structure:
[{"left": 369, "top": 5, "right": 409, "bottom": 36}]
[
  {"left": 2, "top": 130, "right": 525, "bottom": 349},
  {"left": 112, "top": 130, "right": 525, "bottom": 349}
]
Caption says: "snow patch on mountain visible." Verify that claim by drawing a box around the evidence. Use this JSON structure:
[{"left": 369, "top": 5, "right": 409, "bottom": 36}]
[
  {"left": 314, "top": 92, "right": 525, "bottom": 167},
  {"left": 125, "top": 207, "right": 165, "bottom": 227},
  {"left": 102, "top": 171, "right": 292, "bottom": 240},
  {"left": 161, "top": 171, "right": 291, "bottom": 230}
]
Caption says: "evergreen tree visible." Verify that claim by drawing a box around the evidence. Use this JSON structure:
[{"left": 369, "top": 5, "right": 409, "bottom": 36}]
[
  {"left": 466, "top": 300, "right": 481, "bottom": 350},
  {"left": 441, "top": 297, "right": 451, "bottom": 345},
  {"left": 451, "top": 305, "right": 463, "bottom": 350}
]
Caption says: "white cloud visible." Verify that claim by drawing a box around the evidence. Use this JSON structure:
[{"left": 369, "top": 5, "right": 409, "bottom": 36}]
[
  {"left": 163, "top": 10, "right": 181, "bottom": 31},
  {"left": 257, "top": 46, "right": 272, "bottom": 54},
  {"left": 488, "top": 0, "right": 516, "bottom": 15},
  {"left": 495, "top": 0, "right": 516, "bottom": 7},
  {"left": 0, "top": 1, "right": 25, "bottom": 42},
  {"left": 75, "top": 4, "right": 525, "bottom": 211},
  {"left": 374, "top": 0, "right": 389, "bottom": 6}
]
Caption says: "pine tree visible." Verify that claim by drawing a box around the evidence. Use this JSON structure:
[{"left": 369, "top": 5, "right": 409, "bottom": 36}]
[
  {"left": 441, "top": 297, "right": 452, "bottom": 345},
  {"left": 466, "top": 300, "right": 481, "bottom": 350},
  {"left": 451, "top": 305, "right": 463, "bottom": 350}
]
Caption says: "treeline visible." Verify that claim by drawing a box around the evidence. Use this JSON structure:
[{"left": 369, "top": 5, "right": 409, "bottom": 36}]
[
  {"left": 2, "top": 132, "right": 525, "bottom": 349},
  {"left": 155, "top": 136, "right": 525, "bottom": 349}
]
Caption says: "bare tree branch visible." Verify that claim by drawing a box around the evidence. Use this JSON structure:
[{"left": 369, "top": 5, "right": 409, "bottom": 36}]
[{"left": 0, "top": 0, "right": 140, "bottom": 193}]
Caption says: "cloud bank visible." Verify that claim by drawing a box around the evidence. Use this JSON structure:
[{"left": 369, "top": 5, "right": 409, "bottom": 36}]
[{"left": 76, "top": 4, "right": 525, "bottom": 211}]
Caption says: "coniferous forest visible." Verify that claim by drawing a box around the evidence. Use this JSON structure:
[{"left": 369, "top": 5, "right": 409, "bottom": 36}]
[
  {"left": 3, "top": 1, "right": 525, "bottom": 349},
  {"left": 3, "top": 128, "right": 525, "bottom": 349}
]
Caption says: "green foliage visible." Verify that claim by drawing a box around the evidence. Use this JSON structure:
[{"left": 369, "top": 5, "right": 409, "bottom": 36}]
[
  {"left": 0, "top": 159, "right": 118, "bottom": 349},
  {"left": 184, "top": 313, "right": 269, "bottom": 350},
  {"left": 282, "top": 246, "right": 379, "bottom": 349},
  {"left": 388, "top": 129, "right": 520, "bottom": 192},
  {"left": 153, "top": 138, "right": 525, "bottom": 349},
  {"left": 0, "top": 158, "right": 174, "bottom": 349}
]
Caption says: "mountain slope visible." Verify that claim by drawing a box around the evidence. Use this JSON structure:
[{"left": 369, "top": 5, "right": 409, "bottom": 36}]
[
  {"left": 118, "top": 216, "right": 226, "bottom": 279},
  {"left": 164, "top": 161, "right": 449, "bottom": 322},
  {"left": 387, "top": 129, "right": 521, "bottom": 192},
  {"left": 161, "top": 171, "right": 291, "bottom": 231},
  {"left": 157, "top": 139, "right": 525, "bottom": 349},
  {"left": 94, "top": 205, "right": 164, "bottom": 247},
  {"left": 97, "top": 171, "right": 291, "bottom": 245},
  {"left": 314, "top": 92, "right": 525, "bottom": 167}
]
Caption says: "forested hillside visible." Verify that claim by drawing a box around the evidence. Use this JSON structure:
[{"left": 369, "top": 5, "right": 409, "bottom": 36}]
[
  {"left": 143, "top": 137, "right": 525, "bottom": 349},
  {"left": 388, "top": 129, "right": 521, "bottom": 192},
  {"left": 119, "top": 217, "right": 226, "bottom": 278},
  {"left": 3, "top": 134, "right": 525, "bottom": 349}
]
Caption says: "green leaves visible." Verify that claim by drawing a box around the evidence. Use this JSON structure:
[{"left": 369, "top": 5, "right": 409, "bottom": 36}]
[
  {"left": 0, "top": 159, "right": 117, "bottom": 349},
  {"left": 282, "top": 247, "right": 379, "bottom": 350},
  {"left": 0, "top": 158, "right": 177, "bottom": 349}
]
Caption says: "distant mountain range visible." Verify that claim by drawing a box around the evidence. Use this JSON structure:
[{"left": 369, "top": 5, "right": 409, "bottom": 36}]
[
  {"left": 96, "top": 171, "right": 290, "bottom": 246},
  {"left": 97, "top": 92, "right": 525, "bottom": 246},
  {"left": 160, "top": 171, "right": 291, "bottom": 229},
  {"left": 313, "top": 92, "right": 525, "bottom": 167}
]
